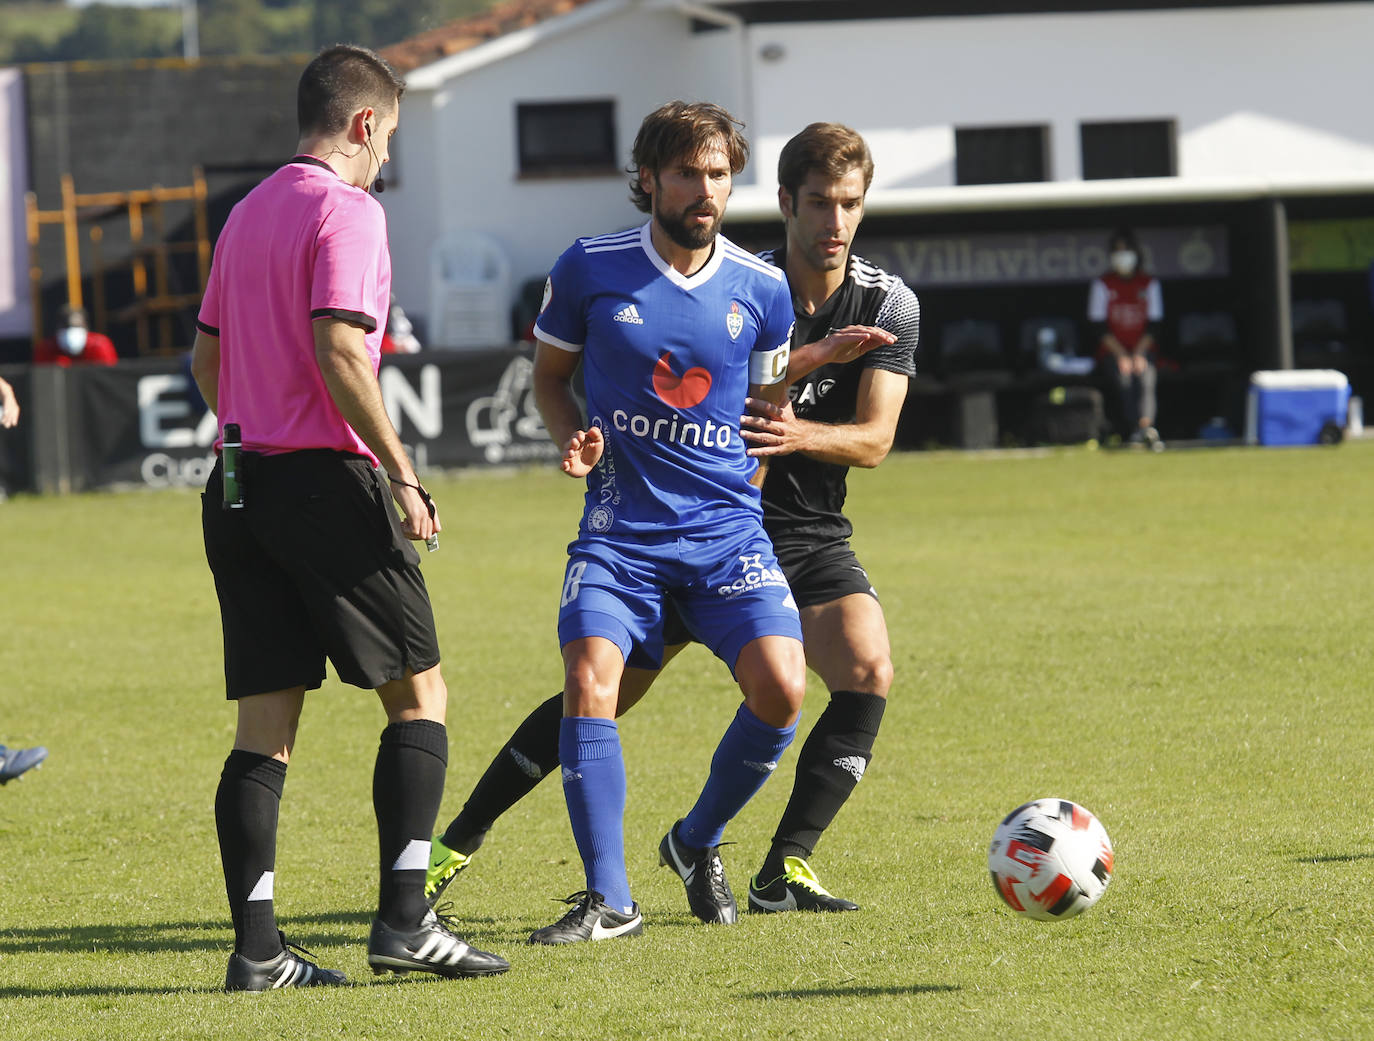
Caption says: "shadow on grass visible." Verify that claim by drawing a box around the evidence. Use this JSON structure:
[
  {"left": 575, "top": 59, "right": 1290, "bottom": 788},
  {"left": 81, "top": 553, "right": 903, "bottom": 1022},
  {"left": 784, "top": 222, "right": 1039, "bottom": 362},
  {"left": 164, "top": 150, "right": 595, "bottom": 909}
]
[
  {"left": 0, "top": 909, "right": 377, "bottom": 956},
  {"left": 0, "top": 983, "right": 219, "bottom": 998},
  {"left": 0, "top": 973, "right": 506, "bottom": 999},
  {"left": 1298, "top": 852, "right": 1374, "bottom": 864},
  {"left": 743, "top": 983, "right": 960, "bottom": 1000}
]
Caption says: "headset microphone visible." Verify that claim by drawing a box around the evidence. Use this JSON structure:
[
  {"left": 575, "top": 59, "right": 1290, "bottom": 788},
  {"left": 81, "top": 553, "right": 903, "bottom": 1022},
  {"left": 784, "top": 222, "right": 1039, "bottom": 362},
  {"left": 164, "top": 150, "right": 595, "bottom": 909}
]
[{"left": 363, "top": 121, "right": 385, "bottom": 193}]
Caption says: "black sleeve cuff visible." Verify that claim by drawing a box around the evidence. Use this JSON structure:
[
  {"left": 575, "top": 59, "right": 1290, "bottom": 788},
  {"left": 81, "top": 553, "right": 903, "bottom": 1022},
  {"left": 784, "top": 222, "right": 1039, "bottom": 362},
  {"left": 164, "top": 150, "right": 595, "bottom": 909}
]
[
  {"left": 311, "top": 307, "right": 378, "bottom": 333},
  {"left": 196, "top": 319, "right": 220, "bottom": 336}
]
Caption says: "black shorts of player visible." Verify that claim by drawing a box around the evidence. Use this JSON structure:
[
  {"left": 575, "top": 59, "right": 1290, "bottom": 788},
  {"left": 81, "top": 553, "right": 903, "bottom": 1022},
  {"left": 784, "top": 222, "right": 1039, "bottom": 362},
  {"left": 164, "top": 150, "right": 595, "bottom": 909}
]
[
  {"left": 202, "top": 450, "right": 441, "bottom": 699},
  {"left": 660, "top": 538, "right": 877, "bottom": 647}
]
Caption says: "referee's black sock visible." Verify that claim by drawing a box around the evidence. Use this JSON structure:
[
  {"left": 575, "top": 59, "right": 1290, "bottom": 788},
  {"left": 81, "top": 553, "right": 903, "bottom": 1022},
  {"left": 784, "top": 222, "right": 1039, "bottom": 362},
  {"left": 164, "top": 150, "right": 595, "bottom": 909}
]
[
  {"left": 759, "top": 690, "right": 886, "bottom": 884},
  {"left": 440, "top": 693, "right": 562, "bottom": 855},
  {"left": 215, "top": 749, "right": 287, "bottom": 961},
  {"left": 374, "top": 719, "right": 448, "bottom": 931}
]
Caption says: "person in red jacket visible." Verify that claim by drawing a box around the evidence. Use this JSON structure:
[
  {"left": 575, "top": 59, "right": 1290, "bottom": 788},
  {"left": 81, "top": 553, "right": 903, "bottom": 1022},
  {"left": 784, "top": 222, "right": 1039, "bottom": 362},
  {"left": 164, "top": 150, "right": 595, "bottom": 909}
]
[
  {"left": 1089, "top": 229, "right": 1162, "bottom": 445},
  {"left": 34, "top": 305, "right": 119, "bottom": 366}
]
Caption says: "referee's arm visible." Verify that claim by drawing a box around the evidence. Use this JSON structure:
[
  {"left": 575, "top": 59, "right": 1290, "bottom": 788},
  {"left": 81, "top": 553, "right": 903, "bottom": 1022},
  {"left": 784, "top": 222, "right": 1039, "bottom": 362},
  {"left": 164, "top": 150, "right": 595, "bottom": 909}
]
[{"left": 313, "top": 316, "right": 438, "bottom": 541}]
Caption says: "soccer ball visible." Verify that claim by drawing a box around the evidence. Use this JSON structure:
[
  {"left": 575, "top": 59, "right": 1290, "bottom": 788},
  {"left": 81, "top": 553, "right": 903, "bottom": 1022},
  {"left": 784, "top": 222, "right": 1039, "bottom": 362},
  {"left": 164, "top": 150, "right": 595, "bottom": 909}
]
[{"left": 987, "top": 798, "right": 1113, "bottom": 921}]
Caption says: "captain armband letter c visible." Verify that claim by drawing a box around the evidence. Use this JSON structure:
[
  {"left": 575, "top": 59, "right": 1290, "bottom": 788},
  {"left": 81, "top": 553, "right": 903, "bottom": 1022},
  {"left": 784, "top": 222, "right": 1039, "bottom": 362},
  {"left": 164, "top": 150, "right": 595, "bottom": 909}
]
[{"left": 749, "top": 343, "right": 789, "bottom": 386}]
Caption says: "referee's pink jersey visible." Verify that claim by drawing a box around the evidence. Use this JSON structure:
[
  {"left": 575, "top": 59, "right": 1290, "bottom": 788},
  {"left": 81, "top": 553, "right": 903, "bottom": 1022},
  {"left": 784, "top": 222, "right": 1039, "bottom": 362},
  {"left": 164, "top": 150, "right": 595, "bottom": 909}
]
[{"left": 197, "top": 156, "right": 391, "bottom": 464}]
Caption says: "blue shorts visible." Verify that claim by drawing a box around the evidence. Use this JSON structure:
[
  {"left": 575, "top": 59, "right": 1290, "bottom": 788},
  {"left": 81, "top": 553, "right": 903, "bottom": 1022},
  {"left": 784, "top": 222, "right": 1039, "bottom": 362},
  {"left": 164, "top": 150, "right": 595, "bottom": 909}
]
[{"left": 557, "top": 524, "right": 802, "bottom": 674}]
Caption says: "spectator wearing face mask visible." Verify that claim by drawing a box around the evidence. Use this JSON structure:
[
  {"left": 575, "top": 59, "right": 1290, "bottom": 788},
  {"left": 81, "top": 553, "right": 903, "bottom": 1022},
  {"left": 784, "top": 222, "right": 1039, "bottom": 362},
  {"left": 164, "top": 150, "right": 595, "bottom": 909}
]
[
  {"left": 1088, "top": 229, "right": 1162, "bottom": 445},
  {"left": 34, "top": 305, "right": 119, "bottom": 367}
]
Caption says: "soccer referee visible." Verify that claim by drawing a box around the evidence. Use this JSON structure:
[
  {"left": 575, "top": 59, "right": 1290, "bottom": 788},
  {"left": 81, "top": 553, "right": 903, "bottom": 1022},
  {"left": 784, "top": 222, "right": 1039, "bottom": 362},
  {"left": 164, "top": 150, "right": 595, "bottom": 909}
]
[{"left": 190, "top": 44, "right": 507, "bottom": 990}]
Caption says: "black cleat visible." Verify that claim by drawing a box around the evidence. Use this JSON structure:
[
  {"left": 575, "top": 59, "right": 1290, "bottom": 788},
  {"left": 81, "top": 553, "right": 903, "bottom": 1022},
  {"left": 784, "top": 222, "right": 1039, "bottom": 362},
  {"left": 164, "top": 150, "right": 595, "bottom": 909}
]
[
  {"left": 528, "top": 891, "right": 644, "bottom": 945},
  {"left": 224, "top": 932, "right": 348, "bottom": 992},
  {"left": 367, "top": 908, "right": 509, "bottom": 978},
  {"left": 747, "top": 856, "right": 860, "bottom": 913},
  {"left": 658, "top": 820, "right": 737, "bottom": 924}
]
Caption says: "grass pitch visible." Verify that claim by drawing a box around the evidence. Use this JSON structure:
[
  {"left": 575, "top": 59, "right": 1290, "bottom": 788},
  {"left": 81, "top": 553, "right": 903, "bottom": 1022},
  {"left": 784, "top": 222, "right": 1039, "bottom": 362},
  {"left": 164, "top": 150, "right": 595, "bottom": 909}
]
[{"left": 2, "top": 442, "right": 1372, "bottom": 1040}]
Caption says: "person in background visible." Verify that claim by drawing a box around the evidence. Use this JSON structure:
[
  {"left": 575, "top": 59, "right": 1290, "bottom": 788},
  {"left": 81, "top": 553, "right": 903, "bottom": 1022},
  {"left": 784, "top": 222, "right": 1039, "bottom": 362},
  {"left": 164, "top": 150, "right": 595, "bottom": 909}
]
[
  {"left": 0, "top": 744, "right": 48, "bottom": 784},
  {"left": 381, "top": 293, "right": 422, "bottom": 354},
  {"left": 34, "top": 305, "right": 119, "bottom": 366},
  {"left": 1088, "top": 229, "right": 1162, "bottom": 446},
  {"left": 0, "top": 376, "right": 19, "bottom": 428}
]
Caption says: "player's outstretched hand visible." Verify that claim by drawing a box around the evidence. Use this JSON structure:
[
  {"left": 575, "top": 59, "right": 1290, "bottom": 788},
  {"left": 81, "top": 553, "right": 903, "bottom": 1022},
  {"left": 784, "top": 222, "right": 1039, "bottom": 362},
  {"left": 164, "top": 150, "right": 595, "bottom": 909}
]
[
  {"left": 821, "top": 324, "right": 897, "bottom": 364},
  {"left": 562, "top": 426, "right": 604, "bottom": 477},
  {"left": 784, "top": 325, "right": 897, "bottom": 383}
]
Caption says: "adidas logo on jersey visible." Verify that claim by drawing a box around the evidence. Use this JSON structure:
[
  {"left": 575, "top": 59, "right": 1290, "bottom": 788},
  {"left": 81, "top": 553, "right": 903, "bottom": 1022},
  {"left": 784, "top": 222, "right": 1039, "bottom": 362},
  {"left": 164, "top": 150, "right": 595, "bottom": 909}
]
[
  {"left": 833, "top": 755, "right": 867, "bottom": 782},
  {"left": 613, "top": 303, "right": 644, "bottom": 325}
]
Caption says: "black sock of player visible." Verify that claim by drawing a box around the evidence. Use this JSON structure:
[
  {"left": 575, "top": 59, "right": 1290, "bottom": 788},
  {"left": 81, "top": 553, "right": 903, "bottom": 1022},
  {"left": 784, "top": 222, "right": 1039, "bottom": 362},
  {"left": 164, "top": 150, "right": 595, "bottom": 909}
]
[
  {"left": 760, "top": 691, "right": 886, "bottom": 883},
  {"left": 439, "top": 692, "right": 562, "bottom": 855},
  {"left": 374, "top": 719, "right": 448, "bottom": 930},
  {"left": 215, "top": 749, "right": 287, "bottom": 961}
]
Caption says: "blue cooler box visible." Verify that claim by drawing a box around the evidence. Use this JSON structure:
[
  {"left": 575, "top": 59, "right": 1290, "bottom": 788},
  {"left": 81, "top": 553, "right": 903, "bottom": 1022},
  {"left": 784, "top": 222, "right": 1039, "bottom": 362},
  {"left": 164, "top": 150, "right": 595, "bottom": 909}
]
[{"left": 1245, "top": 370, "right": 1350, "bottom": 446}]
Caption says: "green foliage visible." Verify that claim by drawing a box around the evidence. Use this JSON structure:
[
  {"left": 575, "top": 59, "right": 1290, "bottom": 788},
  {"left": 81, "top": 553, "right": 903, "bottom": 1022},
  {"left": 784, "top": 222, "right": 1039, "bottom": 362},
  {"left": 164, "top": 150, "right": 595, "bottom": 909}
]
[
  {"left": 1, "top": 442, "right": 1373, "bottom": 1039},
  {"left": 0, "top": 0, "right": 506, "bottom": 63}
]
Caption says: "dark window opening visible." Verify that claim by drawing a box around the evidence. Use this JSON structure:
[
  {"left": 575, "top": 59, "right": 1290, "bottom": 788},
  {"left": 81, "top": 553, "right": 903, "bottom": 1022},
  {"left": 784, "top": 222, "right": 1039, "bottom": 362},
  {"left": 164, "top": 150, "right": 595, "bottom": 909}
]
[
  {"left": 955, "top": 125, "right": 1050, "bottom": 186},
  {"left": 517, "top": 100, "right": 618, "bottom": 178},
  {"left": 1080, "top": 119, "right": 1177, "bottom": 180}
]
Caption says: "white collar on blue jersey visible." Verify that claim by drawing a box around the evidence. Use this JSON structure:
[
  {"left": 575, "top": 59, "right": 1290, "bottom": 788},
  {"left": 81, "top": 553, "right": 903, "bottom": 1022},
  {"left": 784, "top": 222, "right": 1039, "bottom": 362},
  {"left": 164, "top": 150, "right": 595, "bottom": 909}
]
[{"left": 638, "top": 221, "right": 726, "bottom": 290}]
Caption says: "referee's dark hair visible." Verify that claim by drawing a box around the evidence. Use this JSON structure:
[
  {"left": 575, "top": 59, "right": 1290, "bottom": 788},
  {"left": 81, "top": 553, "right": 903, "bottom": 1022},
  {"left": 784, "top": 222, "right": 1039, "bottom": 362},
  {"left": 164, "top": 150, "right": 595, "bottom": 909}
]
[
  {"left": 298, "top": 44, "right": 406, "bottom": 137},
  {"left": 778, "top": 123, "right": 874, "bottom": 206},
  {"left": 628, "top": 101, "right": 749, "bottom": 214}
]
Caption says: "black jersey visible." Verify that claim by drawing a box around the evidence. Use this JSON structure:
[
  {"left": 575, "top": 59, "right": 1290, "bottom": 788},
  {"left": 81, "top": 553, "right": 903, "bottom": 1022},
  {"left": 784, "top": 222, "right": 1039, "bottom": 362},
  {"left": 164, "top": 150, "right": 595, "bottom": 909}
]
[{"left": 757, "top": 249, "right": 921, "bottom": 547}]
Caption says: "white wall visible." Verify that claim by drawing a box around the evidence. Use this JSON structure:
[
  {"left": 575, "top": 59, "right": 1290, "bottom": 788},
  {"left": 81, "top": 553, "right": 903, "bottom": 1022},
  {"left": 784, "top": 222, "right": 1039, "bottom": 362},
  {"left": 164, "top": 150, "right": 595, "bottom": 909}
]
[
  {"left": 744, "top": 4, "right": 1374, "bottom": 188},
  {"left": 384, "top": 5, "right": 747, "bottom": 329},
  {"left": 386, "top": 1, "right": 1374, "bottom": 329},
  {"left": 0, "top": 69, "right": 30, "bottom": 338}
]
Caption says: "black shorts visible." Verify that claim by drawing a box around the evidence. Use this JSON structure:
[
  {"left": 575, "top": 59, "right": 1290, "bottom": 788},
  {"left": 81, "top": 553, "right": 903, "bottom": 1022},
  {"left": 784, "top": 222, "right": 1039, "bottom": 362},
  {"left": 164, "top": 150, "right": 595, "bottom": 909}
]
[
  {"left": 202, "top": 450, "right": 440, "bottom": 699},
  {"left": 661, "top": 538, "right": 877, "bottom": 647}
]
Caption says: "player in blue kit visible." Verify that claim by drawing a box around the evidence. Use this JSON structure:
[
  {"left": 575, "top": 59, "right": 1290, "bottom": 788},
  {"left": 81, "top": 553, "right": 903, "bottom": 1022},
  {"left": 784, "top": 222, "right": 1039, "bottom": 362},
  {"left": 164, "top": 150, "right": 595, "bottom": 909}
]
[
  {"left": 427, "top": 122, "right": 915, "bottom": 924},
  {"left": 525, "top": 100, "right": 809, "bottom": 945}
]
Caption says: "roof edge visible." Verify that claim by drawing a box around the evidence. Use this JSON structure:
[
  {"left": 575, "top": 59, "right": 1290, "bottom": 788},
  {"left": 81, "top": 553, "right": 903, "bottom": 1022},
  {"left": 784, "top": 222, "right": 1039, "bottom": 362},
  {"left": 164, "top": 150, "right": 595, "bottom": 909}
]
[
  {"left": 724, "top": 172, "right": 1374, "bottom": 221},
  {"left": 401, "top": 0, "right": 634, "bottom": 90}
]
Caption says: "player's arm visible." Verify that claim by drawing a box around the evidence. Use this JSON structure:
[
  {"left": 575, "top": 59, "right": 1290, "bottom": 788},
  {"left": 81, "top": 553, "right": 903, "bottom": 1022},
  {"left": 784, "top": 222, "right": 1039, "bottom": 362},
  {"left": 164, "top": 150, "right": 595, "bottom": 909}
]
[
  {"left": 313, "top": 316, "right": 437, "bottom": 540},
  {"left": 190, "top": 330, "right": 220, "bottom": 416},
  {"left": 784, "top": 325, "right": 896, "bottom": 384},
  {"left": 533, "top": 339, "right": 602, "bottom": 477},
  {"left": 743, "top": 368, "right": 909, "bottom": 469}
]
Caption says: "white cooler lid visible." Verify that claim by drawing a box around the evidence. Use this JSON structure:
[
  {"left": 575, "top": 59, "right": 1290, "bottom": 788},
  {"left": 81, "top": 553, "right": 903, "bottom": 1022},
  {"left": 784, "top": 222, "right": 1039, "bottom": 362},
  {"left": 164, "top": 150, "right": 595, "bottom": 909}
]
[{"left": 1249, "top": 369, "right": 1349, "bottom": 389}]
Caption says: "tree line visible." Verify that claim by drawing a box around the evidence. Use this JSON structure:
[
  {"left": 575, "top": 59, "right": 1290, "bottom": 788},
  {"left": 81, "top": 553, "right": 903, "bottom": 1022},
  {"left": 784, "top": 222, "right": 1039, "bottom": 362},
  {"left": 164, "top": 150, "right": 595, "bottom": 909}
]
[{"left": 1, "top": 0, "right": 499, "bottom": 63}]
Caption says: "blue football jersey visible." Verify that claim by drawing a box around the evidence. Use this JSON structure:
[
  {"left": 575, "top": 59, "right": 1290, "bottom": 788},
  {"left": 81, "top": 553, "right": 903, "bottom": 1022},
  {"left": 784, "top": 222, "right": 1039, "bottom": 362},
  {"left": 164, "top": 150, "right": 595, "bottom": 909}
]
[{"left": 535, "top": 221, "right": 794, "bottom": 538}]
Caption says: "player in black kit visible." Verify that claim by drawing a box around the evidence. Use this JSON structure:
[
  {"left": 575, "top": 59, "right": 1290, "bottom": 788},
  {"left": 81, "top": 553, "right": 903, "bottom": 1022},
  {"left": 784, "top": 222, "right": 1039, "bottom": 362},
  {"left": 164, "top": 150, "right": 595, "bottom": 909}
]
[{"left": 427, "top": 122, "right": 920, "bottom": 919}]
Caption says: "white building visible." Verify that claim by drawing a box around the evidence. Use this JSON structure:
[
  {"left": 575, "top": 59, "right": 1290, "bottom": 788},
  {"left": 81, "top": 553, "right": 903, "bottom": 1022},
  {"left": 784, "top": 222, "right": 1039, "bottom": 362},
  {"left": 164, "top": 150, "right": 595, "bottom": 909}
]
[{"left": 380, "top": 0, "right": 1374, "bottom": 343}]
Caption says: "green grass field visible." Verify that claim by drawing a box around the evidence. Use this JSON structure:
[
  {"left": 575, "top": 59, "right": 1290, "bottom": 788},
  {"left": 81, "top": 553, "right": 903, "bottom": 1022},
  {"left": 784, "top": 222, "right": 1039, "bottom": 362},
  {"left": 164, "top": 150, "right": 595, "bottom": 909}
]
[{"left": 2, "top": 442, "right": 1372, "bottom": 1039}]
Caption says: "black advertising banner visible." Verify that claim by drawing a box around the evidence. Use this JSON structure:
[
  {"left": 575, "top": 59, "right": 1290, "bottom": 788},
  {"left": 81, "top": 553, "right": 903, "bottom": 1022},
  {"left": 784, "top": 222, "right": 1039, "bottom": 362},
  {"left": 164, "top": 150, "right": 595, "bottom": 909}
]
[{"left": 29, "top": 345, "right": 559, "bottom": 494}]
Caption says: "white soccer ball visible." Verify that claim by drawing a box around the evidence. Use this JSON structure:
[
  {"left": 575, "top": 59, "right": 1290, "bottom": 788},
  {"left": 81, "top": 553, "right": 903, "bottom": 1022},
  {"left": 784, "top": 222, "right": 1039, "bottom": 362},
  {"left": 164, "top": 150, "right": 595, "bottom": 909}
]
[{"left": 987, "top": 798, "right": 1114, "bottom": 921}]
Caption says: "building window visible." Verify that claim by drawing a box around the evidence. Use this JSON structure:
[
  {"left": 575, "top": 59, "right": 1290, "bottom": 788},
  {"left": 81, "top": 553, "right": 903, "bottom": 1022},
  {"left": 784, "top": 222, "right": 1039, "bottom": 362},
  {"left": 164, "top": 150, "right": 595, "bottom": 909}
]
[
  {"left": 954, "top": 125, "right": 1049, "bottom": 186},
  {"left": 1080, "top": 119, "right": 1176, "bottom": 180},
  {"left": 517, "top": 100, "right": 617, "bottom": 177}
]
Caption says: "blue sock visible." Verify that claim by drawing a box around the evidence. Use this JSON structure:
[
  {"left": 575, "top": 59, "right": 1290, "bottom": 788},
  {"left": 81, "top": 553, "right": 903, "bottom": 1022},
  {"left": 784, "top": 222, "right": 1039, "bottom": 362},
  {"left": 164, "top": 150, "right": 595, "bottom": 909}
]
[
  {"left": 679, "top": 704, "right": 798, "bottom": 849},
  {"left": 559, "top": 717, "right": 633, "bottom": 912}
]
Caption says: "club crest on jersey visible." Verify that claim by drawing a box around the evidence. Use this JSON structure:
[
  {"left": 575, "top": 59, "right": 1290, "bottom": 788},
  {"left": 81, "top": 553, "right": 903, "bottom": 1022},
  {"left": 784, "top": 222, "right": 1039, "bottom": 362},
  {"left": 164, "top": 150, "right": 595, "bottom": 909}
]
[
  {"left": 726, "top": 301, "right": 744, "bottom": 341},
  {"left": 587, "top": 505, "right": 614, "bottom": 532}
]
